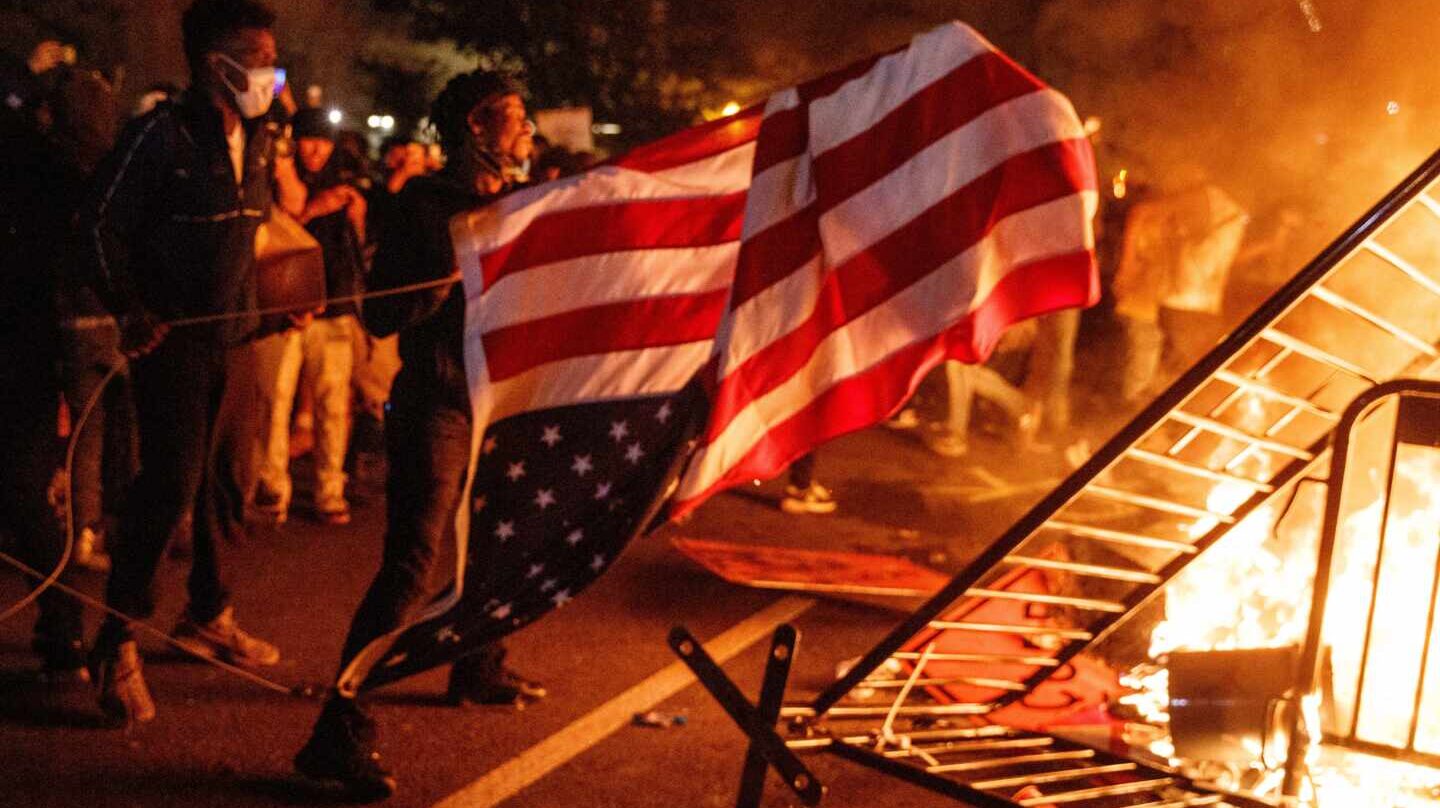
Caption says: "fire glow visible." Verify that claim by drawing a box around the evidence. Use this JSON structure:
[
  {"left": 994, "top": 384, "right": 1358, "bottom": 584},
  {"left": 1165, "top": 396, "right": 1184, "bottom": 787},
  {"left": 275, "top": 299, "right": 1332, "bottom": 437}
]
[{"left": 1120, "top": 445, "right": 1440, "bottom": 803}]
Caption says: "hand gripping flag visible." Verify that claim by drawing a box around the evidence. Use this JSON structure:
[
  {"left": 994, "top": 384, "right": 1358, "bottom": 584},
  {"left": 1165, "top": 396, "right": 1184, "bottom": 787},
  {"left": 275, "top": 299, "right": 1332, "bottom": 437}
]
[{"left": 344, "top": 21, "right": 1098, "bottom": 694}]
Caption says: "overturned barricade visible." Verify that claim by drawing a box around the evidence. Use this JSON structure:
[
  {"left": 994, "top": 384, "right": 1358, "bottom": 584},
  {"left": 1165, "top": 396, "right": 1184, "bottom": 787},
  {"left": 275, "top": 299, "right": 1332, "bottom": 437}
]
[{"left": 674, "top": 148, "right": 1440, "bottom": 807}]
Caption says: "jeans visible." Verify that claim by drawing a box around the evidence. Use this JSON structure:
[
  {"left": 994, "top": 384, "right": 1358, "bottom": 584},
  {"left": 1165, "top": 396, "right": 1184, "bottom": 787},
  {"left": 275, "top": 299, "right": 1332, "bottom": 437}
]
[
  {"left": 59, "top": 319, "right": 137, "bottom": 532},
  {"left": 254, "top": 315, "right": 356, "bottom": 512},
  {"left": 98, "top": 334, "right": 257, "bottom": 646},
  {"left": 1023, "top": 309, "right": 1079, "bottom": 431},
  {"left": 337, "top": 367, "right": 503, "bottom": 680},
  {"left": 942, "top": 360, "right": 1031, "bottom": 437}
]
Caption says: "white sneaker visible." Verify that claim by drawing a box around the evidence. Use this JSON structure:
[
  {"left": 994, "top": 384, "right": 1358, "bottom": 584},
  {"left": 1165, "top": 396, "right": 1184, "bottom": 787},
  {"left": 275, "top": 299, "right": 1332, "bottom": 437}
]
[{"left": 780, "top": 483, "right": 838, "bottom": 515}]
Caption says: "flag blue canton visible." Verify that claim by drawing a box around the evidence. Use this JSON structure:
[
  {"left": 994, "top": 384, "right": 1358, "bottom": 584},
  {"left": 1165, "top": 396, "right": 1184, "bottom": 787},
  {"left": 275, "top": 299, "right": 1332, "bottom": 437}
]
[{"left": 360, "top": 388, "right": 698, "bottom": 691}]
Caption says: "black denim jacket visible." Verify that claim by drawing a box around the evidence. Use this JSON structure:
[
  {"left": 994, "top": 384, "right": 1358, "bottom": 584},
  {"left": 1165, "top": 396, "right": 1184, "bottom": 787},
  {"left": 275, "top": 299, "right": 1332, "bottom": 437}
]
[{"left": 81, "top": 92, "right": 274, "bottom": 345}]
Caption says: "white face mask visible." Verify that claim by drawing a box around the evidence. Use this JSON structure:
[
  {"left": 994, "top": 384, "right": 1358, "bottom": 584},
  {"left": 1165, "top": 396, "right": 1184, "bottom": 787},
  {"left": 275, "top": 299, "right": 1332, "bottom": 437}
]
[{"left": 214, "top": 53, "right": 278, "bottom": 119}]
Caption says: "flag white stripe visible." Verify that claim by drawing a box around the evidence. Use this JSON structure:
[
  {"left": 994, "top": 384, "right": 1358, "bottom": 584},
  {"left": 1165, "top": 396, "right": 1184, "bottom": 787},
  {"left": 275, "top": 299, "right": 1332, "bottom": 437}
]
[
  {"left": 818, "top": 89, "right": 1086, "bottom": 268},
  {"left": 808, "top": 22, "right": 995, "bottom": 157},
  {"left": 486, "top": 342, "right": 715, "bottom": 425},
  {"left": 678, "top": 193, "right": 1095, "bottom": 501},
  {"left": 716, "top": 253, "right": 824, "bottom": 371},
  {"left": 463, "top": 147, "right": 756, "bottom": 261},
  {"left": 476, "top": 243, "right": 740, "bottom": 333},
  {"left": 740, "top": 151, "right": 814, "bottom": 242}
]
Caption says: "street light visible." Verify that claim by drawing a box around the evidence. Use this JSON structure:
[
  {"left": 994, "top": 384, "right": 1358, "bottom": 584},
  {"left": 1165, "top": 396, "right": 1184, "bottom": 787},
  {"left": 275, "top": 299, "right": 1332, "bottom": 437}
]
[{"left": 327, "top": 108, "right": 343, "bottom": 125}]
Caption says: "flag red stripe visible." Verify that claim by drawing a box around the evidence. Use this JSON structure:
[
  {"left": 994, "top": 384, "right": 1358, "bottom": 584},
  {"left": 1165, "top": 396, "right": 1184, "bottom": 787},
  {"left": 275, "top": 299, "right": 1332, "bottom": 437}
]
[
  {"left": 610, "top": 107, "right": 764, "bottom": 174},
  {"left": 482, "top": 289, "right": 731, "bottom": 383},
  {"left": 707, "top": 139, "right": 1094, "bottom": 439},
  {"left": 736, "top": 77, "right": 1076, "bottom": 311},
  {"left": 813, "top": 52, "right": 1044, "bottom": 211},
  {"left": 480, "top": 192, "right": 748, "bottom": 289},
  {"left": 727, "top": 205, "right": 821, "bottom": 308},
  {"left": 749, "top": 46, "right": 902, "bottom": 177},
  {"left": 750, "top": 104, "right": 807, "bottom": 177},
  {"left": 677, "top": 252, "right": 1097, "bottom": 511}
]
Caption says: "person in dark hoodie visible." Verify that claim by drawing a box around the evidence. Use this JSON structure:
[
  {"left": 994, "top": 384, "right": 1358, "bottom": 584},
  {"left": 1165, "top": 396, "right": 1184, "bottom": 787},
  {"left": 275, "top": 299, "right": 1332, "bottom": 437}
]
[
  {"left": 294, "top": 69, "right": 545, "bottom": 802},
  {"left": 79, "top": 0, "right": 286, "bottom": 725}
]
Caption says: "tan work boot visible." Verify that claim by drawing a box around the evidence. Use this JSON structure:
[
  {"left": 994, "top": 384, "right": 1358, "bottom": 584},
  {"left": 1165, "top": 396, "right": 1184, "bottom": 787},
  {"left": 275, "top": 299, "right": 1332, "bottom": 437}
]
[{"left": 172, "top": 606, "right": 280, "bottom": 667}]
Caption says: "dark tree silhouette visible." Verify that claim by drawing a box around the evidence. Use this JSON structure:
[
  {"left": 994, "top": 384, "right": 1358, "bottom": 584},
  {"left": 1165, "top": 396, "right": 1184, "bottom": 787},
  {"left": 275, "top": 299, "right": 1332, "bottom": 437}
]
[{"left": 370, "top": 0, "right": 747, "bottom": 144}]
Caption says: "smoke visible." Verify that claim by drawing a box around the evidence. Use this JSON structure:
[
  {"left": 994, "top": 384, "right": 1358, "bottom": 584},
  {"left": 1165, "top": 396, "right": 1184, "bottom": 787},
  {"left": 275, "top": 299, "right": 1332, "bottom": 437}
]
[{"left": 737, "top": 0, "right": 1440, "bottom": 256}]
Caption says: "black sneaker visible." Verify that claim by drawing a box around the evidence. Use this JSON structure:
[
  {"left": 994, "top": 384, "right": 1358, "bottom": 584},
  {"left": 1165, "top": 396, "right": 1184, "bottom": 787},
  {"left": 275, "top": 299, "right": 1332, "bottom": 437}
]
[
  {"left": 295, "top": 698, "right": 396, "bottom": 803},
  {"left": 446, "top": 665, "right": 548, "bottom": 708}
]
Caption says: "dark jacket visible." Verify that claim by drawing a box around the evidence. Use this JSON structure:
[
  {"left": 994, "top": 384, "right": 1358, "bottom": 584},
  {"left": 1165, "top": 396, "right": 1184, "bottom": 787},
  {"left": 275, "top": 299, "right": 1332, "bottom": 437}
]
[
  {"left": 80, "top": 92, "right": 275, "bottom": 345},
  {"left": 300, "top": 166, "right": 365, "bottom": 319},
  {"left": 0, "top": 106, "right": 67, "bottom": 368},
  {"left": 363, "top": 171, "right": 494, "bottom": 414}
]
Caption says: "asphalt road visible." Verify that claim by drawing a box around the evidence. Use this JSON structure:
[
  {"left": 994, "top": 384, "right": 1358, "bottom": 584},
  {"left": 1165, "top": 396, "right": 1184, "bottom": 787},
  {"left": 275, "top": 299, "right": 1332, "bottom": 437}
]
[{"left": 0, "top": 415, "right": 1096, "bottom": 808}]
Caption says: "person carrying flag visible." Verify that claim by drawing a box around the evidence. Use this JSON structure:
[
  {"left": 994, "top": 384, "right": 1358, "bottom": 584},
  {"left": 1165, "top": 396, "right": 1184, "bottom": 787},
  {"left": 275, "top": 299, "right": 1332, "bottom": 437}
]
[{"left": 294, "top": 69, "right": 545, "bottom": 802}]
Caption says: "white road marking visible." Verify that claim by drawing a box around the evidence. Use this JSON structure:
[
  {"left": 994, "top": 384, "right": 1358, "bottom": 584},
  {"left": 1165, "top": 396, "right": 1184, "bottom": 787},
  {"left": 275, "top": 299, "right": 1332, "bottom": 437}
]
[{"left": 431, "top": 595, "right": 816, "bottom": 808}]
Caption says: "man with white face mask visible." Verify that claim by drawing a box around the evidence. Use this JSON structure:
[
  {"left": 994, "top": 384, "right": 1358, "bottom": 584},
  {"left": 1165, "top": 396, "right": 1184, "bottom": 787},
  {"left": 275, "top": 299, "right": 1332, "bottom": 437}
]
[{"left": 79, "top": 0, "right": 286, "bottom": 725}]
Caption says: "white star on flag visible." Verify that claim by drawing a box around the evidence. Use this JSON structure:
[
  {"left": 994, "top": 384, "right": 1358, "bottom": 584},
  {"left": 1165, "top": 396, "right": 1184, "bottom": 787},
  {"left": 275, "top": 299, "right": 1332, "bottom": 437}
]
[
  {"left": 540, "top": 578, "right": 558, "bottom": 593},
  {"left": 655, "top": 402, "right": 672, "bottom": 424},
  {"left": 491, "top": 602, "right": 513, "bottom": 620},
  {"left": 435, "top": 626, "right": 461, "bottom": 643},
  {"left": 625, "top": 443, "right": 645, "bottom": 464},
  {"left": 540, "top": 425, "right": 562, "bottom": 447},
  {"left": 506, "top": 461, "right": 526, "bottom": 481},
  {"left": 495, "top": 520, "right": 515, "bottom": 541},
  {"left": 571, "top": 454, "right": 593, "bottom": 476},
  {"left": 594, "top": 482, "right": 612, "bottom": 500},
  {"left": 590, "top": 554, "right": 607, "bottom": 572},
  {"left": 551, "top": 589, "right": 572, "bottom": 608},
  {"left": 609, "top": 420, "right": 629, "bottom": 442},
  {"left": 565, "top": 528, "right": 584, "bottom": 546},
  {"left": 526, "top": 563, "right": 545, "bottom": 579},
  {"left": 534, "top": 488, "right": 556, "bottom": 509}
]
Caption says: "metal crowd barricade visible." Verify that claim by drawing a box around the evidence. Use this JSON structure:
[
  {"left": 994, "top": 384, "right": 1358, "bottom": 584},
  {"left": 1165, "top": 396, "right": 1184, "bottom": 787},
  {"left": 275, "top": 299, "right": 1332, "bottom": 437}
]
[{"left": 673, "top": 146, "right": 1440, "bottom": 808}]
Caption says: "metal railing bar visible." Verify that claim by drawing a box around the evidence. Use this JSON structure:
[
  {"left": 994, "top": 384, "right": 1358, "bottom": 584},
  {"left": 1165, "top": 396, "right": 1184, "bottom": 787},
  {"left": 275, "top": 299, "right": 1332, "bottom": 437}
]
[
  {"left": 968, "top": 762, "right": 1139, "bottom": 790},
  {"left": 1260, "top": 328, "right": 1379, "bottom": 383},
  {"left": 1364, "top": 240, "right": 1440, "bottom": 300},
  {"left": 1003, "top": 555, "right": 1161, "bottom": 584},
  {"left": 1309, "top": 285, "right": 1439, "bottom": 357},
  {"left": 1213, "top": 369, "right": 1338, "bottom": 419},
  {"left": 926, "top": 621, "right": 1094, "bottom": 641},
  {"left": 1125, "top": 448, "right": 1275, "bottom": 491},
  {"left": 1016, "top": 778, "right": 1175, "bottom": 805},
  {"left": 1165, "top": 410, "right": 1315, "bottom": 459},
  {"left": 965, "top": 588, "right": 1129, "bottom": 613},
  {"left": 926, "top": 749, "right": 1094, "bottom": 774},
  {"left": 1042, "top": 521, "right": 1198, "bottom": 554},
  {"left": 1086, "top": 486, "right": 1237, "bottom": 522}
]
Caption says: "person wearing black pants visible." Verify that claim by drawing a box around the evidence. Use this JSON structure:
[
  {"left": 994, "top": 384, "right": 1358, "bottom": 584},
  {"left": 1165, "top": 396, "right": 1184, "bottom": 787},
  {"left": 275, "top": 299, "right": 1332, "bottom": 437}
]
[
  {"left": 80, "top": 0, "right": 286, "bottom": 724},
  {"left": 295, "top": 68, "right": 544, "bottom": 803}
]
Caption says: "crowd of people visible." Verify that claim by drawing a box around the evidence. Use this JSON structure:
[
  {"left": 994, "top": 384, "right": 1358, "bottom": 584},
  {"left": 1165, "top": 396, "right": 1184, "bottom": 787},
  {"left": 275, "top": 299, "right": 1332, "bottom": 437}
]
[
  {"left": 0, "top": 0, "right": 596, "bottom": 800},
  {"left": 0, "top": 0, "right": 1314, "bottom": 803}
]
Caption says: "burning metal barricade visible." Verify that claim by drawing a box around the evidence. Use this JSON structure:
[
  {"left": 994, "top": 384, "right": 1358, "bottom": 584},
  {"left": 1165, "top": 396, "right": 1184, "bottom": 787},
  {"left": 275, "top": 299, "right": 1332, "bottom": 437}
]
[
  {"left": 1282, "top": 380, "right": 1440, "bottom": 799},
  {"left": 671, "top": 147, "right": 1440, "bottom": 808}
]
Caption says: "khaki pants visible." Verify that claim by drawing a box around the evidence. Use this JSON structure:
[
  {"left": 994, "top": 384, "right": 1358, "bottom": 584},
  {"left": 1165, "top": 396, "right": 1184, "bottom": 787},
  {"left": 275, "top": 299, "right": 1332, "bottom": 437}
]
[{"left": 255, "top": 315, "right": 356, "bottom": 513}]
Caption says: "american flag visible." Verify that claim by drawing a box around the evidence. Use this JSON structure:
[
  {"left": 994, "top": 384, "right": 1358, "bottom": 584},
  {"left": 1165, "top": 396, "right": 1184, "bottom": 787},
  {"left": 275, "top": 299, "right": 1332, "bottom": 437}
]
[{"left": 349, "top": 21, "right": 1097, "bottom": 692}]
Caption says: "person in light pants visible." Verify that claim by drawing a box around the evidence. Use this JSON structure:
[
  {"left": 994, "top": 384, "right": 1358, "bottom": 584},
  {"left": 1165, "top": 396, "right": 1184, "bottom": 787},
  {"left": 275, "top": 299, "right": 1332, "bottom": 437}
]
[
  {"left": 253, "top": 106, "right": 367, "bottom": 525},
  {"left": 253, "top": 313, "right": 355, "bottom": 523}
]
